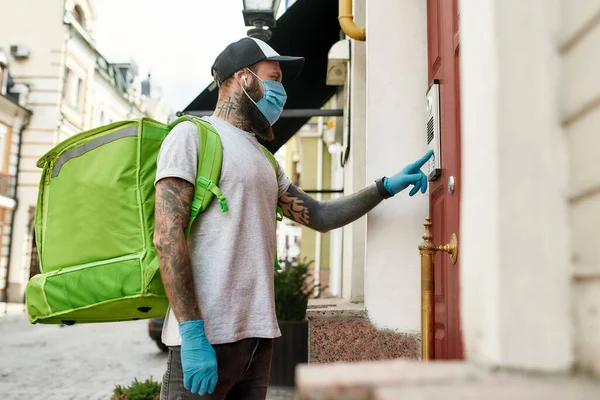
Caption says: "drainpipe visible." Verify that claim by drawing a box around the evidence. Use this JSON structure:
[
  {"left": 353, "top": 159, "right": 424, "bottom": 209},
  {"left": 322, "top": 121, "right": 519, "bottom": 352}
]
[
  {"left": 339, "top": 0, "right": 366, "bottom": 41},
  {"left": 4, "top": 113, "right": 30, "bottom": 308},
  {"left": 314, "top": 117, "right": 325, "bottom": 297}
]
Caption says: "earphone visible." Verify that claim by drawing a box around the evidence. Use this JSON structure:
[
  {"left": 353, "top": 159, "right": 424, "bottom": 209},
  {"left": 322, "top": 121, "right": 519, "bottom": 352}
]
[{"left": 242, "top": 75, "right": 248, "bottom": 86}]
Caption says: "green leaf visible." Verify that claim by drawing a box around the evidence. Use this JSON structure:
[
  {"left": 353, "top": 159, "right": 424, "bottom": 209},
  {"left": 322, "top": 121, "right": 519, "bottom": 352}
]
[
  {"left": 111, "top": 377, "right": 161, "bottom": 400},
  {"left": 274, "top": 258, "right": 322, "bottom": 321}
]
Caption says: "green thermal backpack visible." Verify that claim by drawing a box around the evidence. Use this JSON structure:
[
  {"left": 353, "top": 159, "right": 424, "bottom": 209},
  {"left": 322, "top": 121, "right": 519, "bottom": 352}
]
[{"left": 25, "top": 116, "right": 281, "bottom": 325}]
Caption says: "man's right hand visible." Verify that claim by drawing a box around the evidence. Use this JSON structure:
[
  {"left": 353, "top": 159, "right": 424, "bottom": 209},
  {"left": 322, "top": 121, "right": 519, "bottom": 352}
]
[
  {"left": 384, "top": 150, "right": 434, "bottom": 197},
  {"left": 178, "top": 320, "right": 218, "bottom": 395}
]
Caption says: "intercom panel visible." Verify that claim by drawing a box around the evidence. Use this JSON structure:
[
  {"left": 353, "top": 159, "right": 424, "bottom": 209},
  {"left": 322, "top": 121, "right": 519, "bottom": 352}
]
[{"left": 425, "top": 79, "right": 441, "bottom": 180}]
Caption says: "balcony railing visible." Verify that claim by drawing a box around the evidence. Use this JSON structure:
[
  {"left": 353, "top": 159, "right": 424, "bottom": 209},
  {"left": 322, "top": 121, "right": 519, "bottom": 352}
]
[{"left": 0, "top": 173, "right": 16, "bottom": 198}]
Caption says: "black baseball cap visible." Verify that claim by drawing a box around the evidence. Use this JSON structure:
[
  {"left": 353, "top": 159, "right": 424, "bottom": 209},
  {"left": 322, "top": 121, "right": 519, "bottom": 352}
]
[{"left": 211, "top": 37, "right": 305, "bottom": 85}]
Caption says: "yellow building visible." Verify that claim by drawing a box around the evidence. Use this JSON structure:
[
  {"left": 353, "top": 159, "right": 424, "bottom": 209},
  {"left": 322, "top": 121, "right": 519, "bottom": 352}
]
[{"left": 280, "top": 117, "right": 336, "bottom": 296}]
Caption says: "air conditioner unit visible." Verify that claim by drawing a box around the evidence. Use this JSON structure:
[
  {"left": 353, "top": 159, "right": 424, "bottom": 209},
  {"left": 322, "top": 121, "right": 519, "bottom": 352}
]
[
  {"left": 8, "top": 83, "right": 30, "bottom": 107},
  {"left": 326, "top": 40, "right": 350, "bottom": 86},
  {"left": 10, "top": 45, "right": 30, "bottom": 60}
]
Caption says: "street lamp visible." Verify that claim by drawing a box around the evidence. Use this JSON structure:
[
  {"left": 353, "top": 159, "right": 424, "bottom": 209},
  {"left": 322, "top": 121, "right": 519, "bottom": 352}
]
[{"left": 242, "top": 0, "right": 281, "bottom": 41}]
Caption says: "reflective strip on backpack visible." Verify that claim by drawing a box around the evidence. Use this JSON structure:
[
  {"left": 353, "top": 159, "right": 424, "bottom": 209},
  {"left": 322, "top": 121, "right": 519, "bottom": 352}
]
[{"left": 52, "top": 126, "right": 139, "bottom": 178}]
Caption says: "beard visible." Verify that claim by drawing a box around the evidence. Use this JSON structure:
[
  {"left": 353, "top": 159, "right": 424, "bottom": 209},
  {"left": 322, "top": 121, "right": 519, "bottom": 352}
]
[{"left": 237, "top": 81, "right": 275, "bottom": 141}]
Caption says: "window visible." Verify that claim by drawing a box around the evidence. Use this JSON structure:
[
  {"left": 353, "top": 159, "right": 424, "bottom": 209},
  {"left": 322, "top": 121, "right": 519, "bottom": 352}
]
[
  {"left": 62, "top": 67, "right": 84, "bottom": 112},
  {"left": 99, "top": 111, "right": 105, "bottom": 126},
  {"left": 76, "top": 78, "right": 84, "bottom": 111},
  {"left": 292, "top": 160, "right": 301, "bottom": 186},
  {"left": 0, "top": 64, "right": 5, "bottom": 95},
  {"left": 72, "top": 5, "right": 87, "bottom": 30},
  {"left": 0, "top": 124, "right": 6, "bottom": 172},
  {"left": 62, "top": 68, "right": 71, "bottom": 100}
]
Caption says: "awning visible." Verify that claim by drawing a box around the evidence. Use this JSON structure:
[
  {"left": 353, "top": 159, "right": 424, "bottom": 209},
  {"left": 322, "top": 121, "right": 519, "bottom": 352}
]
[{"left": 182, "top": 0, "right": 342, "bottom": 153}]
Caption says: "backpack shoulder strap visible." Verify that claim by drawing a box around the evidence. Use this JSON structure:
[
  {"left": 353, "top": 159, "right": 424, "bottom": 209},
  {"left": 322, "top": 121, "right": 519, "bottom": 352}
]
[
  {"left": 168, "top": 116, "right": 228, "bottom": 237},
  {"left": 258, "top": 145, "right": 283, "bottom": 270},
  {"left": 258, "top": 144, "right": 284, "bottom": 219},
  {"left": 258, "top": 144, "right": 278, "bottom": 176},
  {"left": 258, "top": 144, "right": 284, "bottom": 227}
]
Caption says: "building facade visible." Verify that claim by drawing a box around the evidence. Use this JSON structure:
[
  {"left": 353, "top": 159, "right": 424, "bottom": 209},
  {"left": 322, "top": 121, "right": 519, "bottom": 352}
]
[
  {"left": 0, "top": 51, "right": 31, "bottom": 304},
  {"left": 292, "top": 0, "right": 600, "bottom": 394},
  {"left": 0, "top": 0, "right": 171, "bottom": 303},
  {"left": 279, "top": 99, "right": 346, "bottom": 297}
]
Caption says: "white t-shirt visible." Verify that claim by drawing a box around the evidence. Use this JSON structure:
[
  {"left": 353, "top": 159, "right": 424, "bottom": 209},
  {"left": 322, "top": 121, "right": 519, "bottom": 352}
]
[{"left": 154, "top": 115, "right": 291, "bottom": 345}]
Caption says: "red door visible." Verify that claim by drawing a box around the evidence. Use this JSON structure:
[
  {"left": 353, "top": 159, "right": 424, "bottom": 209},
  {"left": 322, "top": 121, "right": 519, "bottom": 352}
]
[{"left": 426, "top": 0, "right": 463, "bottom": 359}]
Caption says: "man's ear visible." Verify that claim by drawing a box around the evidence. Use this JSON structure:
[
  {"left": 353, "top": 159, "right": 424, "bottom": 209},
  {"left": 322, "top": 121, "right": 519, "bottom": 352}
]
[{"left": 233, "top": 70, "right": 247, "bottom": 88}]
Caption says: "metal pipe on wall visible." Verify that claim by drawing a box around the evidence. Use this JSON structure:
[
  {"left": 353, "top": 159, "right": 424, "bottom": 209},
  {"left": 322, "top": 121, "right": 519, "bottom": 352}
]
[
  {"left": 3, "top": 113, "right": 30, "bottom": 309},
  {"left": 339, "top": 0, "right": 366, "bottom": 41},
  {"left": 314, "top": 117, "right": 324, "bottom": 297},
  {"left": 418, "top": 220, "right": 435, "bottom": 361}
]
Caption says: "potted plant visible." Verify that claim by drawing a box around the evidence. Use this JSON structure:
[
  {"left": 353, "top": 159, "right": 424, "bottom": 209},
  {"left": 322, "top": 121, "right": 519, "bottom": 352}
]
[
  {"left": 111, "top": 377, "right": 161, "bottom": 400},
  {"left": 269, "top": 259, "right": 320, "bottom": 388}
]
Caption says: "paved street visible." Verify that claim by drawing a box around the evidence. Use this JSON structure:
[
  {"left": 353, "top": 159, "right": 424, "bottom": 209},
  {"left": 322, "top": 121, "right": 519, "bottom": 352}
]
[{"left": 0, "top": 307, "right": 293, "bottom": 400}]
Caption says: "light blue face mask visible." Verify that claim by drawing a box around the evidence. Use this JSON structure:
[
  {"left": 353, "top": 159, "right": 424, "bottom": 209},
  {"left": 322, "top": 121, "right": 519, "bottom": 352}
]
[{"left": 241, "top": 68, "right": 287, "bottom": 126}]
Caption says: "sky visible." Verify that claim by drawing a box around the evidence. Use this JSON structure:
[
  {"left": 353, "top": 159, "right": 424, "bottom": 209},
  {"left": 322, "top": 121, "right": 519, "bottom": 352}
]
[{"left": 91, "top": 0, "right": 286, "bottom": 112}]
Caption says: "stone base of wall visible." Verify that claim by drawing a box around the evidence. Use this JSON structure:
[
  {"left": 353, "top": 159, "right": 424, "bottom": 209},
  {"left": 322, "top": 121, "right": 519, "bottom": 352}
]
[
  {"left": 307, "top": 299, "right": 420, "bottom": 364},
  {"left": 296, "top": 359, "right": 600, "bottom": 400}
]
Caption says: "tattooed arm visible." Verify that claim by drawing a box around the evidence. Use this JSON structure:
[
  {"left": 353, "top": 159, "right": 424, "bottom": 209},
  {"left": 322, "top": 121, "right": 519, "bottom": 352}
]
[
  {"left": 278, "top": 184, "right": 385, "bottom": 233},
  {"left": 278, "top": 151, "right": 435, "bottom": 232},
  {"left": 153, "top": 177, "right": 201, "bottom": 322}
]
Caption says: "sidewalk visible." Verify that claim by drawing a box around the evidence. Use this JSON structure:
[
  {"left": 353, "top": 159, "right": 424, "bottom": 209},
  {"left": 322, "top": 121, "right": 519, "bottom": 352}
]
[
  {"left": 267, "top": 387, "right": 295, "bottom": 400},
  {"left": 1, "top": 307, "right": 295, "bottom": 399}
]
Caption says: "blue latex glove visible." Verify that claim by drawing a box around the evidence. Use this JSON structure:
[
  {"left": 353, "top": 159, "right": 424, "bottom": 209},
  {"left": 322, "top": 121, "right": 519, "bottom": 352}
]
[
  {"left": 384, "top": 150, "right": 434, "bottom": 197},
  {"left": 178, "top": 320, "right": 218, "bottom": 395}
]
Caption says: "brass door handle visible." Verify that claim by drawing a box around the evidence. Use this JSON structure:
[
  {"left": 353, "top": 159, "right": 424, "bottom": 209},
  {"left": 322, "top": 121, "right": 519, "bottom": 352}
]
[{"left": 418, "top": 217, "right": 458, "bottom": 264}]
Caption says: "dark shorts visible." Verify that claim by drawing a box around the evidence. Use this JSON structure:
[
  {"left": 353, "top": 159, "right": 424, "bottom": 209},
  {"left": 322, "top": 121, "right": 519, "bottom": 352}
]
[{"left": 160, "top": 338, "right": 273, "bottom": 400}]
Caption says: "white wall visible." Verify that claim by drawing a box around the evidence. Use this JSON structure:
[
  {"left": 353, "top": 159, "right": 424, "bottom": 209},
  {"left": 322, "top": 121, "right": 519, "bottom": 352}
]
[
  {"left": 559, "top": 0, "right": 600, "bottom": 377},
  {"left": 460, "top": 0, "right": 572, "bottom": 371},
  {"left": 342, "top": 0, "right": 367, "bottom": 303},
  {"left": 364, "top": 0, "right": 429, "bottom": 332},
  {"left": 0, "top": 0, "right": 65, "bottom": 78}
]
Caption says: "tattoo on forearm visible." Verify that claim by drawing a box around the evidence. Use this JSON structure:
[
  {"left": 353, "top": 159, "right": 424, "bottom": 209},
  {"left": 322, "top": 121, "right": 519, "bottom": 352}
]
[
  {"left": 153, "top": 178, "right": 201, "bottom": 322},
  {"left": 279, "top": 195, "right": 310, "bottom": 225},
  {"left": 278, "top": 184, "right": 384, "bottom": 233}
]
